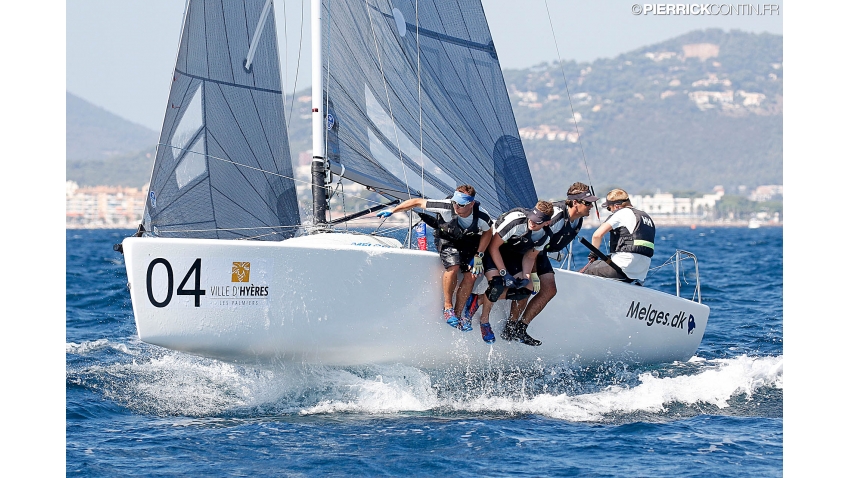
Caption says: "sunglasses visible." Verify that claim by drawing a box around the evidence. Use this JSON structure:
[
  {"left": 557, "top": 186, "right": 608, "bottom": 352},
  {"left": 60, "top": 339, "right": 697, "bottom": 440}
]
[
  {"left": 452, "top": 201, "right": 472, "bottom": 208},
  {"left": 576, "top": 200, "right": 594, "bottom": 207}
]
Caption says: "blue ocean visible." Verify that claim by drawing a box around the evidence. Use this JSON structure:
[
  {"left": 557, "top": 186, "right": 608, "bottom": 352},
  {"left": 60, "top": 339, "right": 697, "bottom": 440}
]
[{"left": 66, "top": 226, "right": 782, "bottom": 476}]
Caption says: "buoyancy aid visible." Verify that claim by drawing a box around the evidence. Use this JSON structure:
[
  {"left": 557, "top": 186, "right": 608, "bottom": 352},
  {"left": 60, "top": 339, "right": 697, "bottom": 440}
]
[
  {"left": 609, "top": 208, "right": 656, "bottom": 257},
  {"left": 432, "top": 201, "right": 482, "bottom": 243},
  {"left": 498, "top": 207, "right": 548, "bottom": 254},
  {"left": 544, "top": 201, "right": 583, "bottom": 252}
]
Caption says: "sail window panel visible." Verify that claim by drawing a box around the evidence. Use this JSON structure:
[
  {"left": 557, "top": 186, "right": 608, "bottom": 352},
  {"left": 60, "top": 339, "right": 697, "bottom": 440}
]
[
  {"left": 176, "top": 134, "right": 208, "bottom": 189},
  {"left": 364, "top": 86, "right": 453, "bottom": 196},
  {"left": 367, "top": 130, "right": 442, "bottom": 200},
  {"left": 170, "top": 84, "right": 204, "bottom": 155}
]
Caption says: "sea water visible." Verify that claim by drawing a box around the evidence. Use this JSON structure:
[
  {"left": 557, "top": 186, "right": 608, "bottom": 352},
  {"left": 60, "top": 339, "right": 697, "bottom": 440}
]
[{"left": 66, "top": 227, "right": 782, "bottom": 476}]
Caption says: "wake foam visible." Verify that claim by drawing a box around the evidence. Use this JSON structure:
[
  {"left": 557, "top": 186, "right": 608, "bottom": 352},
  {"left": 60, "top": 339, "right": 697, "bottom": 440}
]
[{"left": 70, "top": 349, "right": 782, "bottom": 420}]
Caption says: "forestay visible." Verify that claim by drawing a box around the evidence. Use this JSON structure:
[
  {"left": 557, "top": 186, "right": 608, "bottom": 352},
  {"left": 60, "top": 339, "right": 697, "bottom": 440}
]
[
  {"left": 321, "top": 0, "right": 538, "bottom": 214},
  {"left": 143, "top": 0, "right": 300, "bottom": 240}
]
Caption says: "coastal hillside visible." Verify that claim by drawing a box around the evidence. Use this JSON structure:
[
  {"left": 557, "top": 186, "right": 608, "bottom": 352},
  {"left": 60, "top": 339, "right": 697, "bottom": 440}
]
[
  {"left": 66, "top": 92, "right": 157, "bottom": 161},
  {"left": 66, "top": 29, "right": 781, "bottom": 197}
]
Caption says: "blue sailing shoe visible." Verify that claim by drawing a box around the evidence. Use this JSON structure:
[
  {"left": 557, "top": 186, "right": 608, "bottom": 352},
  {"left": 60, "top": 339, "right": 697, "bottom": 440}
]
[
  {"left": 459, "top": 315, "right": 473, "bottom": 332},
  {"left": 444, "top": 308, "right": 460, "bottom": 328},
  {"left": 480, "top": 322, "right": 496, "bottom": 343}
]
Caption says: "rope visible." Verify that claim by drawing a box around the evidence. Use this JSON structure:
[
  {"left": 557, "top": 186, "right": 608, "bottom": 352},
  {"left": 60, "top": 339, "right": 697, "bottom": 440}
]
[
  {"left": 158, "top": 143, "right": 389, "bottom": 208},
  {"left": 286, "top": 0, "right": 306, "bottom": 128},
  {"left": 365, "top": 0, "right": 413, "bottom": 200},
  {"left": 543, "top": 0, "right": 594, "bottom": 192}
]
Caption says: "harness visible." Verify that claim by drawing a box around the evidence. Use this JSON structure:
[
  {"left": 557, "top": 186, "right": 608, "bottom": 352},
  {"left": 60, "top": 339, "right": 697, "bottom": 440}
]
[{"left": 609, "top": 208, "right": 656, "bottom": 258}]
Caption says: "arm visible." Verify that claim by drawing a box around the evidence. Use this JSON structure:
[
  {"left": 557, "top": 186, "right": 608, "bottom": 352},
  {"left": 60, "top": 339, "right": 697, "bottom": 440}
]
[
  {"left": 389, "top": 198, "right": 427, "bottom": 214},
  {"left": 520, "top": 249, "right": 538, "bottom": 280},
  {"left": 591, "top": 223, "right": 612, "bottom": 250},
  {"left": 476, "top": 228, "right": 493, "bottom": 255}
]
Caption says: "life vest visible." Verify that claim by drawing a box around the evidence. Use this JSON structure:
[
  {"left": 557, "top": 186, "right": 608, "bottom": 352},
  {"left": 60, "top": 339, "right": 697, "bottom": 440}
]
[
  {"left": 609, "top": 208, "right": 656, "bottom": 258},
  {"left": 544, "top": 201, "right": 583, "bottom": 252},
  {"left": 498, "top": 207, "right": 548, "bottom": 254},
  {"left": 424, "top": 200, "right": 483, "bottom": 248}
]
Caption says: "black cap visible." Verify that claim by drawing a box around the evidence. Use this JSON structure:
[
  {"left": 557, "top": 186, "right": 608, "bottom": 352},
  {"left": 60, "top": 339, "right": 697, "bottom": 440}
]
[
  {"left": 567, "top": 190, "right": 600, "bottom": 202},
  {"left": 528, "top": 208, "right": 551, "bottom": 224}
]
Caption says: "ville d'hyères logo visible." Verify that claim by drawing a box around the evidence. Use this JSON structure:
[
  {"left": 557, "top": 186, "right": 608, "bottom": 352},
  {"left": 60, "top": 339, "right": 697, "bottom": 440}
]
[{"left": 232, "top": 262, "right": 250, "bottom": 282}]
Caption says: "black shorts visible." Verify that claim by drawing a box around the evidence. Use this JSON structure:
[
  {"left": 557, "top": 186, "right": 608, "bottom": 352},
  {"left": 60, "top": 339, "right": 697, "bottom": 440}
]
[
  {"left": 535, "top": 252, "right": 554, "bottom": 275},
  {"left": 483, "top": 246, "right": 525, "bottom": 276},
  {"left": 436, "top": 238, "right": 475, "bottom": 272}
]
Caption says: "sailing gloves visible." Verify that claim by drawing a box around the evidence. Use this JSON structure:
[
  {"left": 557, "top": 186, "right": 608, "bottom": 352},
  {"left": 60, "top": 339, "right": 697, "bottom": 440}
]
[
  {"left": 503, "top": 273, "right": 519, "bottom": 289},
  {"left": 376, "top": 210, "right": 393, "bottom": 218},
  {"left": 531, "top": 273, "right": 540, "bottom": 294},
  {"left": 469, "top": 254, "right": 484, "bottom": 275},
  {"left": 588, "top": 252, "right": 599, "bottom": 262}
]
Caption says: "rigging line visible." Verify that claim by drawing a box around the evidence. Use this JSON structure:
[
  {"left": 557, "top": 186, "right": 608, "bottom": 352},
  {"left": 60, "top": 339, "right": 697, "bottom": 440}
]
[
  {"left": 365, "top": 0, "right": 413, "bottom": 200},
  {"left": 416, "top": 0, "right": 425, "bottom": 198},
  {"left": 160, "top": 143, "right": 389, "bottom": 208},
  {"left": 543, "top": 0, "right": 594, "bottom": 191},
  {"left": 287, "top": 0, "right": 306, "bottom": 127}
]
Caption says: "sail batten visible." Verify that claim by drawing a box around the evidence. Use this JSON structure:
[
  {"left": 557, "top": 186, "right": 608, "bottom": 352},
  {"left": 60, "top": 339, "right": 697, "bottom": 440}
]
[{"left": 144, "top": 0, "right": 299, "bottom": 240}]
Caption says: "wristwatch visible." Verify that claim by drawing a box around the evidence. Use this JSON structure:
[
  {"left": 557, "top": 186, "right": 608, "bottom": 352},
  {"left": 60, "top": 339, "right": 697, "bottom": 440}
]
[
  {"left": 499, "top": 269, "right": 507, "bottom": 276},
  {"left": 477, "top": 251, "right": 484, "bottom": 258}
]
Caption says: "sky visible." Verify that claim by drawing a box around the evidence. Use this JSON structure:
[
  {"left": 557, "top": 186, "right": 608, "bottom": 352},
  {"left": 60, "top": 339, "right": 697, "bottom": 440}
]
[{"left": 66, "top": 0, "right": 783, "bottom": 131}]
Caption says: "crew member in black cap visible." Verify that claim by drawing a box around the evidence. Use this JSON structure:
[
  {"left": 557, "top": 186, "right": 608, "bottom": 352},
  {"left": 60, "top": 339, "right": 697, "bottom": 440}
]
[
  {"left": 474, "top": 200, "right": 554, "bottom": 344},
  {"left": 502, "top": 182, "right": 598, "bottom": 345},
  {"left": 584, "top": 188, "right": 656, "bottom": 284}
]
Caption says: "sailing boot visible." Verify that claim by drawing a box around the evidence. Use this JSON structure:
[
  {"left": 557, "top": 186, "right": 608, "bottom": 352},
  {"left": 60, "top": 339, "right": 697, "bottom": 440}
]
[
  {"left": 515, "top": 321, "right": 542, "bottom": 346},
  {"left": 444, "top": 308, "right": 460, "bottom": 328},
  {"left": 480, "top": 322, "right": 496, "bottom": 344},
  {"left": 500, "top": 320, "right": 518, "bottom": 341}
]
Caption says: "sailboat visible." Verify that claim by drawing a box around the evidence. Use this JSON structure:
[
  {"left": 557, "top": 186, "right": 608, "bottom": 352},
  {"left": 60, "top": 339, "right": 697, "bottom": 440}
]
[{"left": 118, "top": 0, "right": 709, "bottom": 366}]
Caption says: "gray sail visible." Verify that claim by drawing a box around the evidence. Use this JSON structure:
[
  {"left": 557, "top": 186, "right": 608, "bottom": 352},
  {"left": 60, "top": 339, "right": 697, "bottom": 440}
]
[
  {"left": 143, "top": 0, "right": 300, "bottom": 240},
  {"left": 321, "top": 0, "right": 537, "bottom": 214}
]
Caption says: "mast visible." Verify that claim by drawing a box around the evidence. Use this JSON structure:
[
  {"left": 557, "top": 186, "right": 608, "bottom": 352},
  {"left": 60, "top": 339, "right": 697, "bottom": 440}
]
[{"left": 310, "top": 0, "right": 329, "bottom": 226}]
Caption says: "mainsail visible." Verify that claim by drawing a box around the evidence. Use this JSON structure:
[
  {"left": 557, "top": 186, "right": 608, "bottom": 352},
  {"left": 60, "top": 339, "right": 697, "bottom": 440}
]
[
  {"left": 143, "top": 0, "right": 300, "bottom": 240},
  {"left": 321, "top": 0, "right": 538, "bottom": 214}
]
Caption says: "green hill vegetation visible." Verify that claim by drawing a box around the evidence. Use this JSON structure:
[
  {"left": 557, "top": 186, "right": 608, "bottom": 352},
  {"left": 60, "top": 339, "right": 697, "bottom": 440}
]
[{"left": 67, "top": 29, "right": 781, "bottom": 204}]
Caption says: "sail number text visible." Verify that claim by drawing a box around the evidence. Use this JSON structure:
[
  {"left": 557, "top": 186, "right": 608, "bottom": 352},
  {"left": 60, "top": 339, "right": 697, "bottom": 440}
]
[{"left": 146, "top": 258, "right": 206, "bottom": 307}]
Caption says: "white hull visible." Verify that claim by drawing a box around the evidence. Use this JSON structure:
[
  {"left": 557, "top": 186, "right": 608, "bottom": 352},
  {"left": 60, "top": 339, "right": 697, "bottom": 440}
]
[{"left": 122, "top": 233, "right": 709, "bottom": 367}]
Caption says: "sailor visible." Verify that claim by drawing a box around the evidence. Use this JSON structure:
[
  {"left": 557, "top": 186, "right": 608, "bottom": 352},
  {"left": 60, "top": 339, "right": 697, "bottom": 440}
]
[
  {"left": 474, "top": 201, "right": 554, "bottom": 344},
  {"left": 583, "top": 188, "right": 656, "bottom": 284},
  {"left": 502, "top": 183, "right": 598, "bottom": 345},
  {"left": 377, "top": 185, "right": 493, "bottom": 331}
]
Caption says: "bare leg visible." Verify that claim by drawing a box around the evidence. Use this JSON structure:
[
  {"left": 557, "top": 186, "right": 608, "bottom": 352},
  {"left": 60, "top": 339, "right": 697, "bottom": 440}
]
[
  {"left": 454, "top": 271, "right": 476, "bottom": 318},
  {"left": 442, "top": 265, "right": 460, "bottom": 310},
  {"left": 519, "top": 273, "right": 557, "bottom": 324}
]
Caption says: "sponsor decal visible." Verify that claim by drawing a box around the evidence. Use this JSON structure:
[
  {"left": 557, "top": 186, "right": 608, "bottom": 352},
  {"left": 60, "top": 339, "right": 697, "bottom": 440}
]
[
  {"left": 144, "top": 257, "right": 271, "bottom": 309},
  {"left": 626, "top": 301, "right": 697, "bottom": 333},
  {"left": 232, "top": 262, "right": 250, "bottom": 282},
  {"left": 351, "top": 242, "right": 393, "bottom": 248}
]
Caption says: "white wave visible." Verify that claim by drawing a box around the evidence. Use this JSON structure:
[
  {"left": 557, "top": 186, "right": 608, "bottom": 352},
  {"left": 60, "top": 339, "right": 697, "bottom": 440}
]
[
  {"left": 457, "top": 355, "right": 783, "bottom": 421},
  {"left": 66, "top": 339, "right": 132, "bottom": 355},
  {"left": 78, "top": 350, "right": 781, "bottom": 420}
]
